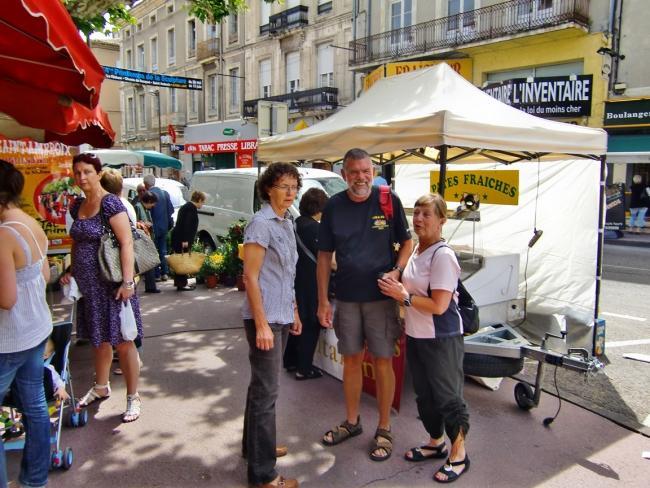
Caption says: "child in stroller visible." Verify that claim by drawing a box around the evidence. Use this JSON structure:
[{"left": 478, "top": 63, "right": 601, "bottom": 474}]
[{"left": 1, "top": 319, "right": 87, "bottom": 472}]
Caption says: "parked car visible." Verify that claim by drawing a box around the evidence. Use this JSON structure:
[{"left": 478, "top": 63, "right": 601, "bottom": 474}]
[
  {"left": 190, "top": 167, "right": 347, "bottom": 251},
  {"left": 122, "top": 177, "right": 188, "bottom": 224}
]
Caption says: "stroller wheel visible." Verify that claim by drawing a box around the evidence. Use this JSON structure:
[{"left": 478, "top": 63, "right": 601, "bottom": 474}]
[
  {"left": 67, "top": 411, "right": 79, "bottom": 428},
  {"left": 79, "top": 409, "right": 89, "bottom": 427},
  {"left": 51, "top": 449, "right": 63, "bottom": 469},
  {"left": 62, "top": 447, "right": 73, "bottom": 470}
]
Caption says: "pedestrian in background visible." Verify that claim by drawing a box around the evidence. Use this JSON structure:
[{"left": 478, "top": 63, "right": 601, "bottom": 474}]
[
  {"left": 241, "top": 162, "right": 303, "bottom": 488},
  {"left": 61, "top": 153, "right": 143, "bottom": 423},
  {"left": 170, "top": 190, "right": 206, "bottom": 291},
  {"left": 629, "top": 174, "right": 650, "bottom": 233},
  {"left": 134, "top": 191, "right": 160, "bottom": 294},
  {"left": 318, "top": 148, "right": 412, "bottom": 462},
  {"left": 0, "top": 159, "right": 52, "bottom": 488},
  {"left": 283, "top": 187, "right": 329, "bottom": 380},
  {"left": 378, "top": 193, "right": 470, "bottom": 483},
  {"left": 144, "top": 174, "right": 173, "bottom": 281}
]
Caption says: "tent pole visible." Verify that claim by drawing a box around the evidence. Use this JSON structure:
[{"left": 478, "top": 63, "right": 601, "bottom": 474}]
[
  {"left": 438, "top": 145, "right": 448, "bottom": 197},
  {"left": 594, "top": 156, "right": 606, "bottom": 322}
]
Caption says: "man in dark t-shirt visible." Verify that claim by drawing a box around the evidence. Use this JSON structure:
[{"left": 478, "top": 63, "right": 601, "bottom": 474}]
[{"left": 317, "top": 148, "right": 412, "bottom": 461}]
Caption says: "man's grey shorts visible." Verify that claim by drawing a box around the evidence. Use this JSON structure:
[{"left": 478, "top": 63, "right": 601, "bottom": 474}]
[{"left": 333, "top": 300, "right": 401, "bottom": 358}]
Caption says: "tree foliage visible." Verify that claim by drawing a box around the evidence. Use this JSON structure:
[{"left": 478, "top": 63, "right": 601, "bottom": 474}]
[{"left": 64, "top": 0, "right": 279, "bottom": 37}]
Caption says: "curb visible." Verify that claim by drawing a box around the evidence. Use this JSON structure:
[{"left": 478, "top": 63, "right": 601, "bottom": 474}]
[{"left": 605, "top": 238, "right": 650, "bottom": 249}]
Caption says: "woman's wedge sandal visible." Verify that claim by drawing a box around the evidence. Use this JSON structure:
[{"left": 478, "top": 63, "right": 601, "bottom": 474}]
[
  {"left": 322, "top": 416, "right": 363, "bottom": 446},
  {"left": 404, "top": 443, "right": 448, "bottom": 462},
  {"left": 369, "top": 428, "right": 393, "bottom": 462},
  {"left": 78, "top": 383, "right": 111, "bottom": 408},
  {"left": 122, "top": 393, "right": 141, "bottom": 423},
  {"left": 433, "top": 455, "right": 470, "bottom": 483}
]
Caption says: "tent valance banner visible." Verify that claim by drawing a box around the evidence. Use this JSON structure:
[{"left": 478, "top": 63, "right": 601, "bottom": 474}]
[{"left": 89, "top": 149, "right": 144, "bottom": 167}]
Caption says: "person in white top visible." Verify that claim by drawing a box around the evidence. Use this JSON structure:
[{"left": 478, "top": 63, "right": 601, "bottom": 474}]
[
  {"left": 378, "top": 193, "right": 470, "bottom": 484},
  {"left": 0, "top": 159, "right": 53, "bottom": 488}
]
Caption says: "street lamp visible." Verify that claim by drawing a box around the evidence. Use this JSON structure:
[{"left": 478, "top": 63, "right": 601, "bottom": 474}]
[{"left": 147, "top": 90, "right": 162, "bottom": 152}]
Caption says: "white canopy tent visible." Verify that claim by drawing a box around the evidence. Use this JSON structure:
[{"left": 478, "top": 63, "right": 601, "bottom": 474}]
[
  {"left": 258, "top": 63, "right": 609, "bottom": 330},
  {"left": 257, "top": 63, "right": 607, "bottom": 164},
  {"left": 89, "top": 149, "right": 144, "bottom": 167}
]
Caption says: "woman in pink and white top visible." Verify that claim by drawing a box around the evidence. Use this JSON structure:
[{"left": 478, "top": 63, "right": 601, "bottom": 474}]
[{"left": 378, "top": 192, "right": 470, "bottom": 484}]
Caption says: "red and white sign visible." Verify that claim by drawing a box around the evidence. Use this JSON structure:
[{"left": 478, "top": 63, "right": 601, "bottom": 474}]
[
  {"left": 167, "top": 124, "right": 177, "bottom": 143},
  {"left": 236, "top": 152, "right": 253, "bottom": 168},
  {"left": 184, "top": 139, "right": 257, "bottom": 154}
]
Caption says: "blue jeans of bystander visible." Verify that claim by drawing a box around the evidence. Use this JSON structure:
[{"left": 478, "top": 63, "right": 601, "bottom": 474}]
[{"left": 0, "top": 339, "right": 50, "bottom": 488}]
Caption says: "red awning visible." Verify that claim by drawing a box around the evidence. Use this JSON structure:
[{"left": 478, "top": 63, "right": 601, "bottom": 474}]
[
  {"left": 0, "top": 0, "right": 105, "bottom": 110},
  {"left": 0, "top": 78, "right": 115, "bottom": 148}
]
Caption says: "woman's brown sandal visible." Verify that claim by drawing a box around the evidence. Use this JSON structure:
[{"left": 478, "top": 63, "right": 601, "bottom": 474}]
[{"left": 369, "top": 428, "right": 393, "bottom": 462}]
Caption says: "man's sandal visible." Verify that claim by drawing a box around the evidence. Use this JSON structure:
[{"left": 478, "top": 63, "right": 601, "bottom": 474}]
[
  {"left": 78, "top": 383, "right": 111, "bottom": 408},
  {"left": 322, "top": 416, "right": 362, "bottom": 446},
  {"left": 122, "top": 393, "right": 141, "bottom": 423},
  {"left": 369, "top": 428, "right": 393, "bottom": 462},
  {"left": 404, "top": 443, "right": 448, "bottom": 462},
  {"left": 433, "top": 455, "right": 470, "bottom": 483}
]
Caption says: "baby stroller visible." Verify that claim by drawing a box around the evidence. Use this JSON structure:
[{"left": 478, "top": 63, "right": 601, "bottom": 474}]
[{"left": 1, "top": 312, "right": 88, "bottom": 471}]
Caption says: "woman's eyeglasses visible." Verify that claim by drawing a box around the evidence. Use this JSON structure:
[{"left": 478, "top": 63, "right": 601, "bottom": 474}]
[{"left": 273, "top": 185, "right": 299, "bottom": 193}]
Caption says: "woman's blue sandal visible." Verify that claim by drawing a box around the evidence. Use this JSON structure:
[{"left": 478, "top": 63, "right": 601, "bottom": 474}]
[{"left": 434, "top": 455, "right": 470, "bottom": 483}]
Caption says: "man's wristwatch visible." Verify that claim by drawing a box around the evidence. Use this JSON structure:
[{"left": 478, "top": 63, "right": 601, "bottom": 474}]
[
  {"left": 403, "top": 293, "right": 412, "bottom": 307},
  {"left": 392, "top": 265, "right": 404, "bottom": 276}
]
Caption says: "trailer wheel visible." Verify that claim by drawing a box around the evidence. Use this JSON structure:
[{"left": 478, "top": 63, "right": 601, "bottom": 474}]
[
  {"left": 463, "top": 353, "right": 524, "bottom": 378},
  {"left": 514, "top": 382, "right": 535, "bottom": 410}
]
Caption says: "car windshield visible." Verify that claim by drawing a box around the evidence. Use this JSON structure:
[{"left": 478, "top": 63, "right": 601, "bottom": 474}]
[{"left": 299, "top": 177, "right": 347, "bottom": 201}]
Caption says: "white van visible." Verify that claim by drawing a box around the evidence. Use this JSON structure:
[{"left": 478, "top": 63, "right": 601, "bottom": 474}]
[
  {"left": 190, "top": 167, "right": 347, "bottom": 250},
  {"left": 122, "top": 177, "right": 188, "bottom": 224}
]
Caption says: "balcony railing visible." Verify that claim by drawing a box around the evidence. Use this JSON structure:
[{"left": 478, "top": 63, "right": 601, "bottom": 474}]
[
  {"left": 269, "top": 5, "right": 309, "bottom": 35},
  {"left": 243, "top": 87, "right": 338, "bottom": 118},
  {"left": 197, "top": 38, "right": 219, "bottom": 61},
  {"left": 349, "top": 0, "right": 589, "bottom": 66}
]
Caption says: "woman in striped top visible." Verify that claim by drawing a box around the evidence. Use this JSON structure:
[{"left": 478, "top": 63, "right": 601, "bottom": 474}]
[{"left": 0, "top": 159, "right": 53, "bottom": 488}]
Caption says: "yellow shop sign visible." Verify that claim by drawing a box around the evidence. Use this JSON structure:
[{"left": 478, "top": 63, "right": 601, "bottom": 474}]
[
  {"left": 363, "top": 59, "right": 473, "bottom": 91},
  {"left": 429, "top": 170, "right": 519, "bottom": 205}
]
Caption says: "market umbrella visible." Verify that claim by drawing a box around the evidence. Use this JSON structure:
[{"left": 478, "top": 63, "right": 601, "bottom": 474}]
[
  {"left": 0, "top": 0, "right": 104, "bottom": 111},
  {"left": 89, "top": 149, "right": 144, "bottom": 167},
  {"left": 135, "top": 150, "right": 183, "bottom": 169},
  {"left": 0, "top": 78, "right": 114, "bottom": 148}
]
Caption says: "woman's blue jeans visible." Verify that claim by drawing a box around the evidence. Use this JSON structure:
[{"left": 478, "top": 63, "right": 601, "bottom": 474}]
[
  {"left": 241, "top": 320, "right": 289, "bottom": 485},
  {"left": 629, "top": 207, "right": 648, "bottom": 229},
  {"left": 0, "top": 339, "right": 50, "bottom": 488}
]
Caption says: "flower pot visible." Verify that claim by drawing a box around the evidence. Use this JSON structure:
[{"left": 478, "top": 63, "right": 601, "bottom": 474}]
[
  {"left": 205, "top": 274, "right": 218, "bottom": 289},
  {"left": 236, "top": 273, "right": 245, "bottom": 291},
  {"left": 221, "top": 274, "right": 237, "bottom": 287}
]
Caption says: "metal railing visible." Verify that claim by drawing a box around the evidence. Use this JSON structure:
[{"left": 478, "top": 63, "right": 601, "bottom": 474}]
[
  {"left": 197, "top": 38, "right": 219, "bottom": 61},
  {"left": 243, "top": 87, "right": 338, "bottom": 118},
  {"left": 350, "top": 0, "right": 589, "bottom": 66},
  {"left": 269, "top": 5, "right": 309, "bottom": 35}
]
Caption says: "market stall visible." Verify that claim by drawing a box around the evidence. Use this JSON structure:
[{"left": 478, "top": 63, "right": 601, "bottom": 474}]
[{"left": 257, "top": 63, "right": 608, "bottom": 409}]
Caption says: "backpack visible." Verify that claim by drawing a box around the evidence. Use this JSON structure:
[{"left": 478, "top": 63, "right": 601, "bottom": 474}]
[{"left": 430, "top": 244, "right": 480, "bottom": 336}]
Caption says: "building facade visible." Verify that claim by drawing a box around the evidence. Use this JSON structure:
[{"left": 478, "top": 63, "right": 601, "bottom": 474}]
[{"left": 117, "top": 0, "right": 354, "bottom": 174}]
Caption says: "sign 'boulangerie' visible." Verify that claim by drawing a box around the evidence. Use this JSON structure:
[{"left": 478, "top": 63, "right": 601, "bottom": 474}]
[{"left": 483, "top": 75, "right": 592, "bottom": 118}]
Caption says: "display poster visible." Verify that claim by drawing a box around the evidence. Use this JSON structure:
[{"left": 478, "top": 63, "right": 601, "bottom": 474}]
[
  {"left": 236, "top": 152, "right": 254, "bottom": 168},
  {"left": 0, "top": 138, "right": 78, "bottom": 251},
  {"left": 430, "top": 170, "right": 520, "bottom": 205},
  {"left": 313, "top": 327, "right": 407, "bottom": 412},
  {"left": 605, "top": 183, "right": 626, "bottom": 231}
]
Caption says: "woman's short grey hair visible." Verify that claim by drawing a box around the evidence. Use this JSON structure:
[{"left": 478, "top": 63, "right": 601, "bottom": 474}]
[
  {"left": 414, "top": 193, "right": 447, "bottom": 219},
  {"left": 632, "top": 174, "right": 642, "bottom": 184}
]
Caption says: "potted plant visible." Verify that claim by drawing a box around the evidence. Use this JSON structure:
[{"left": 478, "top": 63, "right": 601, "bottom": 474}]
[
  {"left": 200, "top": 251, "right": 223, "bottom": 288},
  {"left": 216, "top": 219, "right": 246, "bottom": 289}
]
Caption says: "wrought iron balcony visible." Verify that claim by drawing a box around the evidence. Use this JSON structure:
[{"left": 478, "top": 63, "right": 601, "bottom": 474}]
[
  {"left": 197, "top": 38, "right": 219, "bottom": 62},
  {"left": 243, "top": 87, "right": 338, "bottom": 118},
  {"left": 268, "top": 5, "right": 309, "bottom": 35},
  {"left": 349, "top": 0, "right": 589, "bottom": 66}
]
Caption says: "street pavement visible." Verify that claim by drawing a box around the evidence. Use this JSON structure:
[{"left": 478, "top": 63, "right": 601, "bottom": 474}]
[{"left": 5, "top": 275, "right": 649, "bottom": 488}]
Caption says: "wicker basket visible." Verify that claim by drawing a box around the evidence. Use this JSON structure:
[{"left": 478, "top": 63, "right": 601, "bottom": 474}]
[{"left": 166, "top": 252, "right": 207, "bottom": 276}]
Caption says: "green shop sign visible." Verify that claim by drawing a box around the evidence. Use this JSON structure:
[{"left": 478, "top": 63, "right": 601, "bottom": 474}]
[
  {"left": 604, "top": 99, "right": 650, "bottom": 128},
  {"left": 223, "top": 128, "right": 236, "bottom": 136}
]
